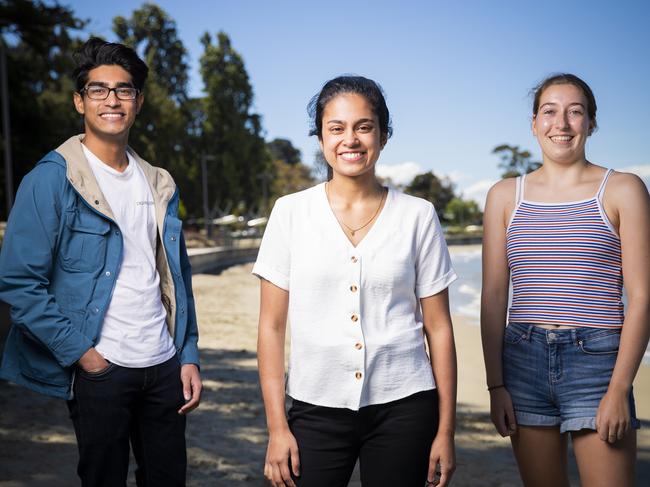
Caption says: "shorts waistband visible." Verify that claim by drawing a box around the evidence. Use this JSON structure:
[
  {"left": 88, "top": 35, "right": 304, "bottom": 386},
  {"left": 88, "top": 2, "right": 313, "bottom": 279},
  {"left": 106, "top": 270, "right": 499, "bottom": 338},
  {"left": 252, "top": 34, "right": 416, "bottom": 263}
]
[{"left": 507, "top": 322, "right": 621, "bottom": 345}]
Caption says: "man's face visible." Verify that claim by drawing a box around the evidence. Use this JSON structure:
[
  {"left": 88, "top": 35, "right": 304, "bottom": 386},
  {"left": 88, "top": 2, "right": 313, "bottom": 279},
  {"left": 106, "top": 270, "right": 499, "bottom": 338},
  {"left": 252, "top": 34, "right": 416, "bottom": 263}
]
[{"left": 73, "top": 64, "right": 143, "bottom": 142}]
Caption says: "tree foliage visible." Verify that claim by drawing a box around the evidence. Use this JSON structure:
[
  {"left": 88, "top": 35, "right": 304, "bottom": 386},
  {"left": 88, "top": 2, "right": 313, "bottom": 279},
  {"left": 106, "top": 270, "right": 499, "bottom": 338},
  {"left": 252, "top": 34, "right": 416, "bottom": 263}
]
[
  {"left": 0, "top": 0, "right": 86, "bottom": 218},
  {"left": 268, "top": 137, "right": 301, "bottom": 165},
  {"left": 199, "top": 31, "right": 270, "bottom": 214},
  {"left": 404, "top": 171, "right": 456, "bottom": 220},
  {"left": 493, "top": 144, "right": 541, "bottom": 178},
  {"left": 444, "top": 197, "right": 482, "bottom": 225}
]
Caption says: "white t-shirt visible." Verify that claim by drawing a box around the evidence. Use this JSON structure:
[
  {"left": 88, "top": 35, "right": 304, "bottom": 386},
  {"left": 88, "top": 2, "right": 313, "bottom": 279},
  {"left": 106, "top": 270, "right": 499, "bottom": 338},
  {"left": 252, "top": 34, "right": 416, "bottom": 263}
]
[
  {"left": 82, "top": 144, "right": 175, "bottom": 367},
  {"left": 253, "top": 183, "right": 457, "bottom": 410}
]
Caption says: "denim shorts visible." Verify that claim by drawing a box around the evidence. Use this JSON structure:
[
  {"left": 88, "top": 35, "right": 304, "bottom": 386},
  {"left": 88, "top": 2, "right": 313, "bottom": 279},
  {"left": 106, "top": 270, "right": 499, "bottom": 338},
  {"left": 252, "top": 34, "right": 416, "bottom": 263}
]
[{"left": 503, "top": 322, "right": 641, "bottom": 433}]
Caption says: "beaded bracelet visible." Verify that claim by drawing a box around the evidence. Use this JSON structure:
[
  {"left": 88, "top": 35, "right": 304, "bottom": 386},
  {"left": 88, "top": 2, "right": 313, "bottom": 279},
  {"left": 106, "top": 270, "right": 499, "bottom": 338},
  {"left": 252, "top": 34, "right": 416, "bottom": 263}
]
[{"left": 487, "top": 384, "right": 505, "bottom": 392}]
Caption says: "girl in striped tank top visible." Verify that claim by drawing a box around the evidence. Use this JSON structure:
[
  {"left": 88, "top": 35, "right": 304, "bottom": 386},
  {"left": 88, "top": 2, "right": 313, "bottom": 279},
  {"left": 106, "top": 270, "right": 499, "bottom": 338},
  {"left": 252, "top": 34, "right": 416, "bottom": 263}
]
[{"left": 481, "top": 74, "right": 650, "bottom": 487}]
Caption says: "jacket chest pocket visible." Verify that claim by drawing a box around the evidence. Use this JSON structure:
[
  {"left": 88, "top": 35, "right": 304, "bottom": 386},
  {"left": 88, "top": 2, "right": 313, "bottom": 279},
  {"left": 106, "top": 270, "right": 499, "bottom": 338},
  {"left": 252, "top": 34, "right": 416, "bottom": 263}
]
[{"left": 59, "top": 209, "right": 111, "bottom": 273}]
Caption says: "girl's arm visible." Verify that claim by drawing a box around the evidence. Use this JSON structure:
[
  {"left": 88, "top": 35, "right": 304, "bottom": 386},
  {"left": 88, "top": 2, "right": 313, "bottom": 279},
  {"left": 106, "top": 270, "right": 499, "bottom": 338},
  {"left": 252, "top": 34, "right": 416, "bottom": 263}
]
[
  {"left": 257, "top": 278, "right": 299, "bottom": 486},
  {"left": 480, "top": 179, "right": 517, "bottom": 436},
  {"left": 422, "top": 288, "right": 457, "bottom": 487},
  {"left": 598, "top": 173, "right": 650, "bottom": 443}
]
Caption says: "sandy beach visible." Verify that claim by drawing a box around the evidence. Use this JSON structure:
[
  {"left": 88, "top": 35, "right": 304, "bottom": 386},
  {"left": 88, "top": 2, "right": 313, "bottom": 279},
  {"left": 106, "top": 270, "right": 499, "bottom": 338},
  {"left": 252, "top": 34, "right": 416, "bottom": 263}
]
[{"left": 1, "top": 260, "right": 649, "bottom": 486}]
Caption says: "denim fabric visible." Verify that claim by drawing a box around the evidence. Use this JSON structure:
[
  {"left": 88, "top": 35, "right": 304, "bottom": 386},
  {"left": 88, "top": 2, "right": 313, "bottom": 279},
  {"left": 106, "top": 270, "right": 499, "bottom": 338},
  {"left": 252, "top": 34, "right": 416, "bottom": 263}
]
[
  {"left": 67, "top": 355, "right": 186, "bottom": 487},
  {"left": 0, "top": 136, "right": 199, "bottom": 399},
  {"left": 503, "top": 322, "right": 640, "bottom": 433},
  {"left": 287, "top": 389, "right": 438, "bottom": 487}
]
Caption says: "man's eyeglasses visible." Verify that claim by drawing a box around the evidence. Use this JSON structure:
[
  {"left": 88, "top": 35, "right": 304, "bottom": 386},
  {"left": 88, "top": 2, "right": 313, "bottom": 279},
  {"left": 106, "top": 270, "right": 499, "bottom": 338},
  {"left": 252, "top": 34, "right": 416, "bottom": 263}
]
[{"left": 81, "top": 86, "right": 140, "bottom": 101}]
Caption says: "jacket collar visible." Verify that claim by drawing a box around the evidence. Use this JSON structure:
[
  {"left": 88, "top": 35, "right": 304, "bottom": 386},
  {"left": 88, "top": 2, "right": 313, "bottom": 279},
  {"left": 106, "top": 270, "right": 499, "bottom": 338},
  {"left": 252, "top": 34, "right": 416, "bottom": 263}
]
[{"left": 55, "top": 134, "right": 176, "bottom": 221}]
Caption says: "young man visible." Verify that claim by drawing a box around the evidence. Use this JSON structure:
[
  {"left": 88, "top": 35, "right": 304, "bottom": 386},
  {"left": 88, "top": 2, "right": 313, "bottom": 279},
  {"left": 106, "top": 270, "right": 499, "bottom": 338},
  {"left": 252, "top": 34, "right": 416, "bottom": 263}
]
[{"left": 0, "top": 38, "right": 201, "bottom": 486}]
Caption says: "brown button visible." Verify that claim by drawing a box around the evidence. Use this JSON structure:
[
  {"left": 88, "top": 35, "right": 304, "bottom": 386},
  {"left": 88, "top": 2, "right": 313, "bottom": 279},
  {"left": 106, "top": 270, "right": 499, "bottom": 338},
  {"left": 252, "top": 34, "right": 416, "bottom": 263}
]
[
  {"left": 354, "top": 342, "right": 363, "bottom": 350},
  {"left": 355, "top": 371, "right": 363, "bottom": 379},
  {"left": 350, "top": 285, "right": 358, "bottom": 292},
  {"left": 351, "top": 314, "right": 359, "bottom": 322},
  {"left": 351, "top": 256, "right": 358, "bottom": 263}
]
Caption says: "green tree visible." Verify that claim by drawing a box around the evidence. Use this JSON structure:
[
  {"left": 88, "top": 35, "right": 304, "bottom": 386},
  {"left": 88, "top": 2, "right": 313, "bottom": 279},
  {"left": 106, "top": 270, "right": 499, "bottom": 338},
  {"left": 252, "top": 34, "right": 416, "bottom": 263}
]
[
  {"left": 493, "top": 144, "right": 541, "bottom": 178},
  {"left": 405, "top": 171, "right": 456, "bottom": 220},
  {"left": 444, "top": 197, "right": 482, "bottom": 225},
  {"left": 199, "top": 31, "right": 270, "bottom": 214},
  {"left": 268, "top": 138, "right": 314, "bottom": 207},
  {"left": 268, "top": 137, "right": 301, "bottom": 165},
  {"left": 112, "top": 3, "right": 198, "bottom": 214},
  {"left": 0, "top": 0, "right": 86, "bottom": 218}
]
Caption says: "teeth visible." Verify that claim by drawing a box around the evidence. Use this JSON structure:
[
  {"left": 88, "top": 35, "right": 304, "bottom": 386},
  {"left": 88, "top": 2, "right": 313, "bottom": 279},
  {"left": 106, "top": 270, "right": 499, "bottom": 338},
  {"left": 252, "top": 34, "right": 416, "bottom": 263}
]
[
  {"left": 100, "top": 113, "right": 123, "bottom": 118},
  {"left": 551, "top": 135, "right": 572, "bottom": 142},
  {"left": 340, "top": 152, "right": 363, "bottom": 161}
]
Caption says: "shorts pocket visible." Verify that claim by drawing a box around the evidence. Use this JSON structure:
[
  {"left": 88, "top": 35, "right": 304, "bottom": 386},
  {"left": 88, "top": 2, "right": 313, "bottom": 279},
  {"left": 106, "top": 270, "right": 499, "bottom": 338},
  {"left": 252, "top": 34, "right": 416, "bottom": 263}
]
[
  {"left": 504, "top": 325, "right": 528, "bottom": 345},
  {"left": 578, "top": 331, "right": 620, "bottom": 355}
]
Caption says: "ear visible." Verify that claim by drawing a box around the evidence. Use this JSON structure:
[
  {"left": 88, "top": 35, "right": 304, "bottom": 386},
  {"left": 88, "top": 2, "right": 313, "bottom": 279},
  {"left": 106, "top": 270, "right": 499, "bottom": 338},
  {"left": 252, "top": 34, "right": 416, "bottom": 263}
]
[
  {"left": 380, "top": 133, "right": 388, "bottom": 150},
  {"left": 136, "top": 92, "right": 144, "bottom": 115},
  {"left": 73, "top": 91, "right": 85, "bottom": 115},
  {"left": 531, "top": 115, "right": 537, "bottom": 136},
  {"left": 587, "top": 119, "right": 595, "bottom": 136},
  {"left": 318, "top": 137, "right": 324, "bottom": 153}
]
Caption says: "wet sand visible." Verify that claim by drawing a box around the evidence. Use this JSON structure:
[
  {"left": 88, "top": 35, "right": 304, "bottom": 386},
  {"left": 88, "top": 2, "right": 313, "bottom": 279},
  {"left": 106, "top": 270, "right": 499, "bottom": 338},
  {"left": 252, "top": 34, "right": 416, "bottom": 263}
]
[{"left": 0, "top": 262, "right": 648, "bottom": 486}]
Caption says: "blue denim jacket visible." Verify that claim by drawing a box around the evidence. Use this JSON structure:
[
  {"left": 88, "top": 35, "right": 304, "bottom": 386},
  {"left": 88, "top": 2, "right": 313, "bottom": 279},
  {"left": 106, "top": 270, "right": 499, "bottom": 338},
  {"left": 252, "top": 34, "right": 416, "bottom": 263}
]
[{"left": 0, "top": 135, "right": 199, "bottom": 399}]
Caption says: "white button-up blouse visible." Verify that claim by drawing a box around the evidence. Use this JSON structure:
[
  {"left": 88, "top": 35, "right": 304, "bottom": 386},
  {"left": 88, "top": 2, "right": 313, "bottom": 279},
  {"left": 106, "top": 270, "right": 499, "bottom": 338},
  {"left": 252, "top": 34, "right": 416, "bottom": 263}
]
[{"left": 253, "top": 183, "right": 457, "bottom": 410}]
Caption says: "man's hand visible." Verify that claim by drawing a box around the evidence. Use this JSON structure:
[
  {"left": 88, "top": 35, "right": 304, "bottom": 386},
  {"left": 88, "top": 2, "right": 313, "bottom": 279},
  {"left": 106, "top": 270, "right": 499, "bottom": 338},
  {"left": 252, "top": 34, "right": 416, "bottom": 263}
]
[
  {"left": 178, "top": 363, "right": 202, "bottom": 415},
  {"left": 77, "top": 348, "right": 109, "bottom": 373}
]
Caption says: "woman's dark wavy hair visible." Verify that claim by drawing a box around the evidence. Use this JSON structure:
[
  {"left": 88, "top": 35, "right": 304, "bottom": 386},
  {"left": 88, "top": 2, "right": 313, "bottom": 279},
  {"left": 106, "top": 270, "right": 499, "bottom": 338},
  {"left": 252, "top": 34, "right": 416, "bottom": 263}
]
[
  {"left": 532, "top": 73, "right": 597, "bottom": 134},
  {"left": 72, "top": 37, "right": 148, "bottom": 92},
  {"left": 308, "top": 75, "right": 392, "bottom": 179}
]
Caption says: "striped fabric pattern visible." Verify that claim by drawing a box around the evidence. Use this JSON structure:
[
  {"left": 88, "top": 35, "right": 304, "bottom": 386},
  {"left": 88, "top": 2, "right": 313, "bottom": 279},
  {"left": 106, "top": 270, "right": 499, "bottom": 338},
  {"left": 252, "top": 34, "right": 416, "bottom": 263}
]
[{"left": 506, "top": 171, "right": 624, "bottom": 328}]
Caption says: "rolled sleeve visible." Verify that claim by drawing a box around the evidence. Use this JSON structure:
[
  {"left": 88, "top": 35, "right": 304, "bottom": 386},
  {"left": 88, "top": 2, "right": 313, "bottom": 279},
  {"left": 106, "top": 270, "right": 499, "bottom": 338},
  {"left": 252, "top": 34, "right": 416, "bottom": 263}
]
[
  {"left": 415, "top": 205, "right": 457, "bottom": 298},
  {"left": 252, "top": 197, "right": 291, "bottom": 290}
]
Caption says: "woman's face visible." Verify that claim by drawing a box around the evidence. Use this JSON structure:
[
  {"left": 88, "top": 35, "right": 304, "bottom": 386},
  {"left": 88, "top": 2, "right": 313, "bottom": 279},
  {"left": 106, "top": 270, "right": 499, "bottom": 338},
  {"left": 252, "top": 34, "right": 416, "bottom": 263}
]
[
  {"left": 533, "top": 83, "right": 594, "bottom": 165},
  {"left": 319, "top": 93, "right": 385, "bottom": 179}
]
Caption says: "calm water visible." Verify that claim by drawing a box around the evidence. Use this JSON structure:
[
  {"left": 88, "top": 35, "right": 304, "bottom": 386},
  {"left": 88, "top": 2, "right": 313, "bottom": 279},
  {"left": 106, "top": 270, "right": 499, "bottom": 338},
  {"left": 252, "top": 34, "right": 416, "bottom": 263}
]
[{"left": 446, "top": 245, "right": 650, "bottom": 366}]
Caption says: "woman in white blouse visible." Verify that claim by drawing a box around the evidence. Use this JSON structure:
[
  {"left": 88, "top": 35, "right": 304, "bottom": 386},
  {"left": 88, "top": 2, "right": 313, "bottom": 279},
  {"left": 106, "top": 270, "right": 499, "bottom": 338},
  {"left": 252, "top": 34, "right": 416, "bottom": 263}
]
[{"left": 254, "top": 76, "right": 458, "bottom": 487}]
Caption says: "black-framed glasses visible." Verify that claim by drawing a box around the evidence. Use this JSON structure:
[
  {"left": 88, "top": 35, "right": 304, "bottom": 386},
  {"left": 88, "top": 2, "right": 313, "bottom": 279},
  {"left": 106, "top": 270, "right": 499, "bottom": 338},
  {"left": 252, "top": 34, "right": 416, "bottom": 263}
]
[{"left": 81, "top": 85, "right": 140, "bottom": 101}]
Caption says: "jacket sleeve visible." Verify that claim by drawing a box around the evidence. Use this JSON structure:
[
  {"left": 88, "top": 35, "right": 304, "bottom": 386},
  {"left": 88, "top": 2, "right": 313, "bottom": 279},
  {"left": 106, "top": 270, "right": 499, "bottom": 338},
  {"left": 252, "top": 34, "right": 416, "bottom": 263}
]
[
  {"left": 177, "top": 229, "right": 200, "bottom": 367},
  {"left": 0, "top": 162, "right": 93, "bottom": 367}
]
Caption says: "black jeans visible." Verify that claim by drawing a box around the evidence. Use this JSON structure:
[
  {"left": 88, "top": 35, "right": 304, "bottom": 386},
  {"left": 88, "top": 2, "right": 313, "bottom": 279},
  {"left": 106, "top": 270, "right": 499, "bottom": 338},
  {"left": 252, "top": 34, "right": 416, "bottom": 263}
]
[
  {"left": 67, "top": 355, "right": 187, "bottom": 487},
  {"left": 288, "top": 389, "right": 439, "bottom": 487}
]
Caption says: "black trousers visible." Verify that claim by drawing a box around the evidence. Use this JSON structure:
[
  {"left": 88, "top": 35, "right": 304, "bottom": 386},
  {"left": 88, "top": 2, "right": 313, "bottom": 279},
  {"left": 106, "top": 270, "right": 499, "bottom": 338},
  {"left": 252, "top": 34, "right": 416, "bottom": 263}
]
[
  {"left": 67, "top": 355, "right": 187, "bottom": 487},
  {"left": 288, "top": 389, "right": 439, "bottom": 487}
]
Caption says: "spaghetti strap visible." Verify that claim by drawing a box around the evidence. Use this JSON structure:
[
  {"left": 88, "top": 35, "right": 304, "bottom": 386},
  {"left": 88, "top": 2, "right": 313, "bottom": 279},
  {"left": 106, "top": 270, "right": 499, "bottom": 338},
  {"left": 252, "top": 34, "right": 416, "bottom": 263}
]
[
  {"left": 517, "top": 174, "right": 526, "bottom": 203},
  {"left": 596, "top": 169, "right": 613, "bottom": 202}
]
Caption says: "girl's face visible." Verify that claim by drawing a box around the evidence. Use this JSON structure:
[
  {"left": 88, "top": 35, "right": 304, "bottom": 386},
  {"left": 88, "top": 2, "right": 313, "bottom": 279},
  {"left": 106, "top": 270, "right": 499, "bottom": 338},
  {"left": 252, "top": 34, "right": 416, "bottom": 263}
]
[
  {"left": 319, "top": 93, "right": 385, "bottom": 179},
  {"left": 533, "top": 83, "right": 594, "bottom": 165}
]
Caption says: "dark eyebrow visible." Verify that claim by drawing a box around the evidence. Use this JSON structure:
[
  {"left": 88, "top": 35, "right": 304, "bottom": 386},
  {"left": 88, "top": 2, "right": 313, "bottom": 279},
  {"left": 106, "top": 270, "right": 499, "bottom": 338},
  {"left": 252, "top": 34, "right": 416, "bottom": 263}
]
[
  {"left": 326, "top": 118, "right": 375, "bottom": 125},
  {"left": 86, "top": 81, "right": 135, "bottom": 88},
  {"left": 540, "top": 102, "right": 586, "bottom": 109}
]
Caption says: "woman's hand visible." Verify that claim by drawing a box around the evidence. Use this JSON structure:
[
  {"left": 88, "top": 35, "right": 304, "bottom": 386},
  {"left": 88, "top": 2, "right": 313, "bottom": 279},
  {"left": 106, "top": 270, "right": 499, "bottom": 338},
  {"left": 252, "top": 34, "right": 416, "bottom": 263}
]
[
  {"left": 596, "top": 388, "right": 631, "bottom": 444},
  {"left": 428, "top": 432, "right": 456, "bottom": 487},
  {"left": 264, "top": 429, "right": 300, "bottom": 487},
  {"left": 489, "top": 387, "right": 517, "bottom": 437}
]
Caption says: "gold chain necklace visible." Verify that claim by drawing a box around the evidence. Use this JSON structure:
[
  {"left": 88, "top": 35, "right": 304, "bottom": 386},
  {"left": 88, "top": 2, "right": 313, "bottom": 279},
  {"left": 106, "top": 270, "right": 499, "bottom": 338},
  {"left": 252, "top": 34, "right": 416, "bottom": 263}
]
[{"left": 325, "top": 182, "right": 387, "bottom": 236}]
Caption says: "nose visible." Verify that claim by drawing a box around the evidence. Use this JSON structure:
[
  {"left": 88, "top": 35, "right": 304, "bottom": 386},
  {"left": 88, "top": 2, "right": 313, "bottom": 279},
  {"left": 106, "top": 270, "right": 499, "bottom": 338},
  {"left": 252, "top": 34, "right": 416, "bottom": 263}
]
[
  {"left": 556, "top": 110, "right": 570, "bottom": 129},
  {"left": 104, "top": 90, "right": 121, "bottom": 107},
  {"left": 343, "top": 128, "right": 359, "bottom": 146}
]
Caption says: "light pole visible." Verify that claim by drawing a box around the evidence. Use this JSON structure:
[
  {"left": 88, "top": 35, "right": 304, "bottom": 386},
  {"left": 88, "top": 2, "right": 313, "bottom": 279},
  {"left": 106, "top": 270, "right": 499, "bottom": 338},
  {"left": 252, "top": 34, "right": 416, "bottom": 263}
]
[{"left": 201, "top": 153, "right": 216, "bottom": 239}]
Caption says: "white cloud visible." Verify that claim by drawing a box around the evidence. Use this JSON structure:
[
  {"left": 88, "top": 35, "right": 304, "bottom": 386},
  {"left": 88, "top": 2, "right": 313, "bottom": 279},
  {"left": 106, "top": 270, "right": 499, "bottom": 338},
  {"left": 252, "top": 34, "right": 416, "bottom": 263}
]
[
  {"left": 459, "top": 179, "right": 497, "bottom": 210},
  {"left": 619, "top": 165, "right": 650, "bottom": 189},
  {"left": 376, "top": 161, "right": 424, "bottom": 185}
]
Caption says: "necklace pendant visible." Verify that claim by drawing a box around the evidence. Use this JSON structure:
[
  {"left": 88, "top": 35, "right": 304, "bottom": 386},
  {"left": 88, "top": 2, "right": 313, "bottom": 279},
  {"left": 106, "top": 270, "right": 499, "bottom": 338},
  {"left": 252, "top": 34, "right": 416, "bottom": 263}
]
[{"left": 350, "top": 230, "right": 355, "bottom": 236}]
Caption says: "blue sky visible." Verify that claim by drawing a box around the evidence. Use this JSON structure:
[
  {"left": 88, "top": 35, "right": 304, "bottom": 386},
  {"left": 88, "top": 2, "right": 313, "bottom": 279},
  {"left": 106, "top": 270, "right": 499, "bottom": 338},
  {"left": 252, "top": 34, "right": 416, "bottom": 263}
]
[{"left": 64, "top": 0, "right": 650, "bottom": 205}]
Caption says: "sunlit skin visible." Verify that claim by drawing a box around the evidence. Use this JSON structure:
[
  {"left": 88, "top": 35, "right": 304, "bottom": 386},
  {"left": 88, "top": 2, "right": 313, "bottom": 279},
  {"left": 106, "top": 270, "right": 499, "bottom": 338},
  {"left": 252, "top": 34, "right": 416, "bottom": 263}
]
[
  {"left": 73, "top": 64, "right": 143, "bottom": 171},
  {"left": 532, "top": 83, "right": 594, "bottom": 167},
  {"left": 482, "top": 81, "right": 649, "bottom": 486},
  {"left": 319, "top": 93, "right": 386, "bottom": 182}
]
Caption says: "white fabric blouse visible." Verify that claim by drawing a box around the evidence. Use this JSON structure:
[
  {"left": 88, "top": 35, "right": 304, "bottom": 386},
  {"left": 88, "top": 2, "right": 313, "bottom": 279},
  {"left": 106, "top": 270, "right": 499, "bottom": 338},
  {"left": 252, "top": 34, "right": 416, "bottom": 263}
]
[{"left": 253, "top": 183, "right": 457, "bottom": 410}]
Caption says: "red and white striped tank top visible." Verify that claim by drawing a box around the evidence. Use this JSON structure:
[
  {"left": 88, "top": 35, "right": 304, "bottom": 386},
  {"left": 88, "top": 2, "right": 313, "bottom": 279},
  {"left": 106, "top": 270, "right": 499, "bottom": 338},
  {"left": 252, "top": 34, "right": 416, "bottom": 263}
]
[{"left": 506, "top": 169, "right": 624, "bottom": 328}]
